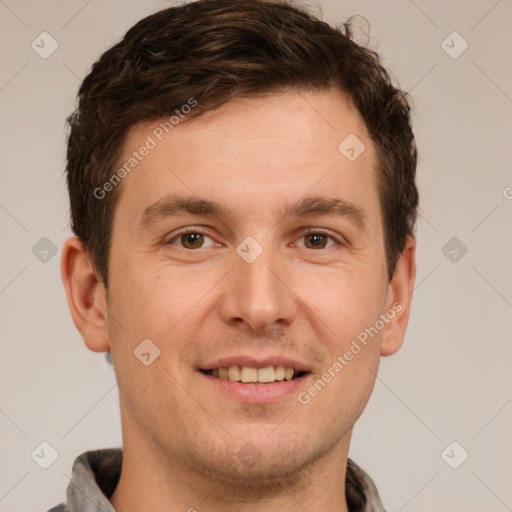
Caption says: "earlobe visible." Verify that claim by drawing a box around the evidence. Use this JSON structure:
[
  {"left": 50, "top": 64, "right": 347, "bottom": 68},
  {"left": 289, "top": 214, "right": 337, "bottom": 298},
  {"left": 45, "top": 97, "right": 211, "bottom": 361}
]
[
  {"left": 380, "top": 236, "right": 416, "bottom": 357},
  {"left": 61, "top": 236, "right": 110, "bottom": 353}
]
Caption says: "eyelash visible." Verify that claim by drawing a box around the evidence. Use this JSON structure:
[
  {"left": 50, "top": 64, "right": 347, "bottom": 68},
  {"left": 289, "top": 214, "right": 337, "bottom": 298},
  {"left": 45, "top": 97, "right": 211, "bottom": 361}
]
[{"left": 165, "top": 227, "right": 345, "bottom": 250}]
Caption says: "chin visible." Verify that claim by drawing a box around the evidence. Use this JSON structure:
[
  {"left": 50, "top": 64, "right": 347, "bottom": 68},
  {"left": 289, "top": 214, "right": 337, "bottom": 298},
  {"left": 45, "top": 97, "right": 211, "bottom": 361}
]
[{"left": 182, "top": 430, "right": 340, "bottom": 497}]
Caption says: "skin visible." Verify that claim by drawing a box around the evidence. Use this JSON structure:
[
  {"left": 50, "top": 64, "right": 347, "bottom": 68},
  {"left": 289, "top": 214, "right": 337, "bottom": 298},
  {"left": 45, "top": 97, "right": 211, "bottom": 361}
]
[{"left": 61, "top": 90, "right": 416, "bottom": 512}]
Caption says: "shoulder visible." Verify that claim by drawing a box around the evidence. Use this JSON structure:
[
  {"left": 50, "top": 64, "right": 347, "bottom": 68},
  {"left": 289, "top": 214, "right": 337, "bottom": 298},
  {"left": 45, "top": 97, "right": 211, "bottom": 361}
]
[
  {"left": 346, "top": 458, "right": 387, "bottom": 512},
  {"left": 46, "top": 505, "right": 69, "bottom": 512}
]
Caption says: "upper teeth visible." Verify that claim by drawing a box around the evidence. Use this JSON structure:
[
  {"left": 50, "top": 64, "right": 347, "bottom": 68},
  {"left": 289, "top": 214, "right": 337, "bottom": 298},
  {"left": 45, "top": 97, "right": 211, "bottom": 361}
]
[{"left": 211, "top": 365, "right": 295, "bottom": 383}]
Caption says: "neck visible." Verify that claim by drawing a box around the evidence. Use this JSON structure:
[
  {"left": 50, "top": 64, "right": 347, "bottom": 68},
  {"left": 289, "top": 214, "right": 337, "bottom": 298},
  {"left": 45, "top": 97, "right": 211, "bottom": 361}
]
[{"left": 110, "top": 425, "right": 352, "bottom": 512}]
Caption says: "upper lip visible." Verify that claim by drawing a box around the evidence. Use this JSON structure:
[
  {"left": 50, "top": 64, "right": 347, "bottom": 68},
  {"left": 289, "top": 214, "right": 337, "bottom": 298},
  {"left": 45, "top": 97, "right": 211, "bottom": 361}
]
[{"left": 200, "top": 355, "right": 311, "bottom": 373}]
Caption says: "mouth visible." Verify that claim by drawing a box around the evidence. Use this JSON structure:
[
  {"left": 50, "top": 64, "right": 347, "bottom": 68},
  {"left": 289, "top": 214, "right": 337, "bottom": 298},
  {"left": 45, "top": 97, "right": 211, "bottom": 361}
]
[
  {"left": 198, "top": 356, "right": 312, "bottom": 403},
  {"left": 200, "top": 365, "right": 308, "bottom": 384}
]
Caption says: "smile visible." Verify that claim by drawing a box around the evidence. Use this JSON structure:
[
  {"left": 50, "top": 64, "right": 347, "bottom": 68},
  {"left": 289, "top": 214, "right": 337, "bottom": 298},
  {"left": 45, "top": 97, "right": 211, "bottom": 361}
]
[{"left": 201, "top": 365, "right": 307, "bottom": 384}]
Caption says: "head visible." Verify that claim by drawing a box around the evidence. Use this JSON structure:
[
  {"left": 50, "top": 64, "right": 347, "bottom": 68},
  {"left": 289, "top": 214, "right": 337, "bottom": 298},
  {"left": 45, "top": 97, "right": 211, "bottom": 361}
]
[
  {"left": 66, "top": 0, "right": 417, "bottom": 288},
  {"left": 62, "top": 0, "right": 417, "bottom": 499}
]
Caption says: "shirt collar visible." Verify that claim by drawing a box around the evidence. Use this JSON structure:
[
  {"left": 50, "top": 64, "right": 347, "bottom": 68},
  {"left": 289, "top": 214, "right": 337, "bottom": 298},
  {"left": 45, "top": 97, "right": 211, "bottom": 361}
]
[{"left": 53, "top": 448, "right": 386, "bottom": 512}]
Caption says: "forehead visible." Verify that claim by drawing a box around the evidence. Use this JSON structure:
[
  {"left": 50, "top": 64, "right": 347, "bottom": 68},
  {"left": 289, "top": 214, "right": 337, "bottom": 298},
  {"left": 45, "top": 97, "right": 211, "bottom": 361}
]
[
  {"left": 141, "top": 91, "right": 370, "bottom": 159},
  {"left": 113, "top": 90, "right": 380, "bottom": 230}
]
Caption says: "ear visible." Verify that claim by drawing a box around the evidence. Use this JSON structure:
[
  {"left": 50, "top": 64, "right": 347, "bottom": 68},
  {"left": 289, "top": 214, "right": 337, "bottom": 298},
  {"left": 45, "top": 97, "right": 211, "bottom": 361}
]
[
  {"left": 380, "top": 236, "right": 416, "bottom": 356},
  {"left": 61, "top": 236, "right": 110, "bottom": 353}
]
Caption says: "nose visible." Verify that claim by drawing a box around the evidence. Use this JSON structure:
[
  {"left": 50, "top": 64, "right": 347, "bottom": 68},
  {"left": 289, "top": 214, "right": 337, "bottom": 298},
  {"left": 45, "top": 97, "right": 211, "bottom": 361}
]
[{"left": 218, "top": 244, "right": 298, "bottom": 334}]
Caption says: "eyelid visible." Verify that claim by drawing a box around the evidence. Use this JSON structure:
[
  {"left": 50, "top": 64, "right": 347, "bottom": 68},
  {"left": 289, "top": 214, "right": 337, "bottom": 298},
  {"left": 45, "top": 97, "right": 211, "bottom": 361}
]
[
  {"left": 165, "top": 227, "right": 219, "bottom": 247},
  {"left": 295, "top": 227, "right": 346, "bottom": 247},
  {"left": 164, "top": 226, "right": 346, "bottom": 249}
]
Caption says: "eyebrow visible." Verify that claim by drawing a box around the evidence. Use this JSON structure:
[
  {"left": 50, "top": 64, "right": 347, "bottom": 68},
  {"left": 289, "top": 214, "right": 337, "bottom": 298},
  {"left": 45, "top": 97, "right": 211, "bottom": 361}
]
[
  {"left": 138, "top": 195, "right": 232, "bottom": 230},
  {"left": 278, "top": 196, "right": 366, "bottom": 230},
  {"left": 138, "top": 194, "right": 367, "bottom": 231}
]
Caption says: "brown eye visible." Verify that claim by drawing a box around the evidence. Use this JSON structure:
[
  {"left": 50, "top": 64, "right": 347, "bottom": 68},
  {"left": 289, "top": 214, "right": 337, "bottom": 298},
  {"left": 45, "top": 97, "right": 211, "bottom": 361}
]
[
  {"left": 304, "top": 233, "right": 329, "bottom": 249},
  {"left": 180, "top": 232, "right": 204, "bottom": 249},
  {"left": 166, "top": 229, "right": 219, "bottom": 250}
]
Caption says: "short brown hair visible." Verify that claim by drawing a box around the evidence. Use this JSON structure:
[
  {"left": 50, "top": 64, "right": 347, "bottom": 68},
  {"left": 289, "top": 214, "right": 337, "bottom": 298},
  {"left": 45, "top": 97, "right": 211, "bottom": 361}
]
[{"left": 66, "top": 0, "right": 418, "bottom": 286}]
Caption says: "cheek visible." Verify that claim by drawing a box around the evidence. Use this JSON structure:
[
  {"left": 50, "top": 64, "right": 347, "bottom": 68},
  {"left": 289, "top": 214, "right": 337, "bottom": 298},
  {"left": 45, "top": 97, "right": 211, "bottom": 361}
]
[
  {"left": 107, "top": 262, "right": 222, "bottom": 364},
  {"left": 297, "top": 267, "right": 386, "bottom": 416},
  {"left": 297, "top": 268, "right": 386, "bottom": 349}
]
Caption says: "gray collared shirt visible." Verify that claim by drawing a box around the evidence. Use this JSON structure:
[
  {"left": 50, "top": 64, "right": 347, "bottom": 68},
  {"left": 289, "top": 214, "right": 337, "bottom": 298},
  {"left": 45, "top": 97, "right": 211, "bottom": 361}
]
[{"left": 48, "top": 448, "right": 386, "bottom": 512}]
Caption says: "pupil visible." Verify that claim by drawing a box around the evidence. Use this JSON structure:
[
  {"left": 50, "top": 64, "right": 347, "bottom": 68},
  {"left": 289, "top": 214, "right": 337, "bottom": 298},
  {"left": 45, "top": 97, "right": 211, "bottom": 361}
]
[
  {"left": 183, "top": 233, "right": 203, "bottom": 248},
  {"left": 307, "top": 234, "right": 326, "bottom": 249}
]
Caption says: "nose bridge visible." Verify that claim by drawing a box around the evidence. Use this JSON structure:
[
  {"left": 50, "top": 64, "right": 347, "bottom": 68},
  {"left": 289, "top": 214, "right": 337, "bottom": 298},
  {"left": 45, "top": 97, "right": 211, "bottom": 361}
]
[{"left": 220, "top": 241, "right": 296, "bottom": 332}]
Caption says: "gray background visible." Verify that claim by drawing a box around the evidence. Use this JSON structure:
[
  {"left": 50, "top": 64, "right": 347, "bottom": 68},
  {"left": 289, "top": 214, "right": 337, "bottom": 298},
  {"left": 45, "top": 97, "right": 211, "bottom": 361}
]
[{"left": 1, "top": 1, "right": 511, "bottom": 511}]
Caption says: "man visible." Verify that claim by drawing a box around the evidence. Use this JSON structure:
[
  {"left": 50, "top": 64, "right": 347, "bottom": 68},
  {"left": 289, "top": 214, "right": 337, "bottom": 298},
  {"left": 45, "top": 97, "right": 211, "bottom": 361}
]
[{"left": 54, "top": 0, "right": 418, "bottom": 510}]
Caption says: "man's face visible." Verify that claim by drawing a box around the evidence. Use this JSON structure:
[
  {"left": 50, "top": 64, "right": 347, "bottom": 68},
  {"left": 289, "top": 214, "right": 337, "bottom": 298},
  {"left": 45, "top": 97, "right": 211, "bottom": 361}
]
[{"left": 104, "top": 91, "right": 402, "bottom": 486}]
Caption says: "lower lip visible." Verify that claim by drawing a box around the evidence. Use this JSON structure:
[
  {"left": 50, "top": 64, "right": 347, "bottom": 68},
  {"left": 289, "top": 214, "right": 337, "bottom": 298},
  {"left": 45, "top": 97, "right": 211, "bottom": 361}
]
[{"left": 200, "top": 372, "right": 311, "bottom": 404}]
